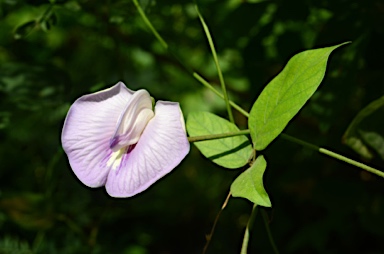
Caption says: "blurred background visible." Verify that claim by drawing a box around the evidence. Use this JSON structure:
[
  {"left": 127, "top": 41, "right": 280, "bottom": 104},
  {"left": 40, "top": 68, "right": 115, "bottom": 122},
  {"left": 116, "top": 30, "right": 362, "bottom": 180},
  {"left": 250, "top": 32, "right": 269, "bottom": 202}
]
[{"left": 1, "top": 0, "right": 384, "bottom": 253}]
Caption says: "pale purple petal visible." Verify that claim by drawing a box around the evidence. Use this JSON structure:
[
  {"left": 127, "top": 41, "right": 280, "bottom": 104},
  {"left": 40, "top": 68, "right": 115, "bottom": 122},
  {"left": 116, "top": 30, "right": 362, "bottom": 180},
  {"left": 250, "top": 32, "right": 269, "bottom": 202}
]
[
  {"left": 105, "top": 101, "right": 190, "bottom": 197},
  {"left": 61, "top": 82, "right": 134, "bottom": 187}
]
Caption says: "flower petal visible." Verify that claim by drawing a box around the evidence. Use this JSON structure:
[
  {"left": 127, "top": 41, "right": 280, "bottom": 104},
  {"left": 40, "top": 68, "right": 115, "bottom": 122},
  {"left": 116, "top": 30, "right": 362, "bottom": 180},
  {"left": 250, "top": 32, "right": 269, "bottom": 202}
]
[
  {"left": 110, "top": 89, "right": 154, "bottom": 151},
  {"left": 61, "top": 82, "right": 134, "bottom": 187},
  {"left": 105, "top": 101, "right": 190, "bottom": 197}
]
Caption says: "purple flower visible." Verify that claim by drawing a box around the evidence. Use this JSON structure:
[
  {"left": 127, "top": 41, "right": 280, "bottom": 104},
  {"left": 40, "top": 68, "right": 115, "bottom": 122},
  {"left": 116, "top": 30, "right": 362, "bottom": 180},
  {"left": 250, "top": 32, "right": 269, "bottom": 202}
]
[{"left": 61, "top": 82, "right": 190, "bottom": 197}]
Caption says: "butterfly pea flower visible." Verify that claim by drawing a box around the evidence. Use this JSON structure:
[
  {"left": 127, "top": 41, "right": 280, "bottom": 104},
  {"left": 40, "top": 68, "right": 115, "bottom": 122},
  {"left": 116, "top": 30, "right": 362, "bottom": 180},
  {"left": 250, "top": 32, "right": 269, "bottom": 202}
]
[{"left": 61, "top": 82, "right": 190, "bottom": 197}]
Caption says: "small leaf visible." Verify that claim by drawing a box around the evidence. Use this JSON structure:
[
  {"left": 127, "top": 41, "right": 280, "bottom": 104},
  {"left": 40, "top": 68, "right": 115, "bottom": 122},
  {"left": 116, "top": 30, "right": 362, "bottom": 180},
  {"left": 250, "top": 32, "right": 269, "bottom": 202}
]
[
  {"left": 14, "top": 21, "right": 36, "bottom": 40},
  {"left": 41, "top": 12, "right": 58, "bottom": 32},
  {"left": 344, "top": 95, "right": 384, "bottom": 138},
  {"left": 249, "top": 42, "right": 349, "bottom": 150},
  {"left": 231, "top": 155, "right": 271, "bottom": 207},
  {"left": 360, "top": 131, "right": 384, "bottom": 160},
  {"left": 344, "top": 136, "right": 374, "bottom": 160},
  {"left": 40, "top": 20, "right": 51, "bottom": 32},
  {"left": 49, "top": 12, "right": 58, "bottom": 26},
  {"left": 343, "top": 95, "right": 384, "bottom": 160},
  {"left": 186, "top": 111, "right": 252, "bottom": 168}
]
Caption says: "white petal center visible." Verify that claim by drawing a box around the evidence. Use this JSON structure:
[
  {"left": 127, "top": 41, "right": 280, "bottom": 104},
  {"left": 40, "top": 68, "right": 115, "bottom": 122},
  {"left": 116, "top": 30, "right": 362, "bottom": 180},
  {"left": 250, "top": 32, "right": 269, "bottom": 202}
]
[
  {"left": 107, "top": 147, "right": 128, "bottom": 170},
  {"left": 107, "top": 89, "right": 154, "bottom": 168},
  {"left": 110, "top": 89, "right": 154, "bottom": 150}
]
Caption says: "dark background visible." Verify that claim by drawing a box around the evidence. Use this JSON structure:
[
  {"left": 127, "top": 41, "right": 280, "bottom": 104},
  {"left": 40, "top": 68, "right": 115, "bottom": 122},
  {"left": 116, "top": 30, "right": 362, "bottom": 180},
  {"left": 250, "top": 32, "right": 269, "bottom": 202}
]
[{"left": 1, "top": 0, "right": 384, "bottom": 253}]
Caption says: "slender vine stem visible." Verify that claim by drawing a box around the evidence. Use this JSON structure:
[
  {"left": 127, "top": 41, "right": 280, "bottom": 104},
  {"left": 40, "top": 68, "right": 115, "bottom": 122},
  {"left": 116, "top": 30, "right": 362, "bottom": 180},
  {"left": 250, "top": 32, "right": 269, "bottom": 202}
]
[
  {"left": 132, "top": 0, "right": 234, "bottom": 123},
  {"left": 202, "top": 192, "right": 231, "bottom": 254},
  {"left": 319, "top": 148, "right": 384, "bottom": 178},
  {"left": 261, "top": 209, "right": 280, "bottom": 254},
  {"left": 188, "top": 129, "right": 250, "bottom": 143},
  {"left": 240, "top": 204, "right": 258, "bottom": 254},
  {"left": 132, "top": 0, "right": 168, "bottom": 49},
  {"left": 280, "top": 133, "right": 319, "bottom": 151},
  {"left": 193, "top": 72, "right": 250, "bottom": 118},
  {"left": 195, "top": 5, "right": 234, "bottom": 123},
  {"left": 278, "top": 135, "right": 384, "bottom": 177}
]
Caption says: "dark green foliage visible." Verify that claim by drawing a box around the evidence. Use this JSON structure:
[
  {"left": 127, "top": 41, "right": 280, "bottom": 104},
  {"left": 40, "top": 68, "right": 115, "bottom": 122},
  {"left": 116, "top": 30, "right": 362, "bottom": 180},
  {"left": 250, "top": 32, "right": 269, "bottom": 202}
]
[{"left": 0, "top": 0, "right": 383, "bottom": 253}]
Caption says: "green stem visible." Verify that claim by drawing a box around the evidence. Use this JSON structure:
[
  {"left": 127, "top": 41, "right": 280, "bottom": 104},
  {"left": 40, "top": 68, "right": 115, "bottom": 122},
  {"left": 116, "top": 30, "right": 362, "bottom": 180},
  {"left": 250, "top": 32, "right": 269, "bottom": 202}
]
[
  {"left": 280, "top": 133, "right": 319, "bottom": 151},
  {"left": 193, "top": 72, "right": 250, "bottom": 118},
  {"left": 195, "top": 5, "right": 234, "bottom": 123},
  {"left": 279, "top": 134, "right": 384, "bottom": 178},
  {"left": 188, "top": 129, "right": 250, "bottom": 143},
  {"left": 132, "top": 0, "right": 168, "bottom": 49},
  {"left": 132, "top": 0, "right": 237, "bottom": 124},
  {"left": 261, "top": 209, "right": 280, "bottom": 254},
  {"left": 240, "top": 204, "right": 258, "bottom": 254},
  {"left": 319, "top": 148, "right": 384, "bottom": 178},
  {"left": 202, "top": 192, "right": 231, "bottom": 254}
]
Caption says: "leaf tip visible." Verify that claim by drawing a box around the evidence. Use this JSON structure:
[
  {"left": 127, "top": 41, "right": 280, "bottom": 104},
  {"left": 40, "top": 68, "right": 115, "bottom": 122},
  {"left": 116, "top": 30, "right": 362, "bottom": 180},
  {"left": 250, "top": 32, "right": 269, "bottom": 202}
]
[{"left": 338, "top": 41, "right": 352, "bottom": 48}]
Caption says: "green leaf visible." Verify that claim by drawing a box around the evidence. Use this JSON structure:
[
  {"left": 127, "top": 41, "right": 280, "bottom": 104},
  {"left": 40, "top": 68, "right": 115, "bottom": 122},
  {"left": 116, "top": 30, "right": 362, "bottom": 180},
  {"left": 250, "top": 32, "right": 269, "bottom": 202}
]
[
  {"left": 249, "top": 42, "right": 349, "bottom": 150},
  {"left": 186, "top": 111, "right": 252, "bottom": 169},
  {"left": 344, "top": 95, "right": 384, "bottom": 137},
  {"left": 360, "top": 131, "right": 384, "bottom": 160},
  {"left": 14, "top": 21, "right": 36, "bottom": 40},
  {"left": 344, "top": 137, "right": 374, "bottom": 160},
  {"left": 231, "top": 155, "right": 271, "bottom": 207},
  {"left": 41, "top": 12, "right": 58, "bottom": 32},
  {"left": 343, "top": 95, "right": 384, "bottom": 160}
]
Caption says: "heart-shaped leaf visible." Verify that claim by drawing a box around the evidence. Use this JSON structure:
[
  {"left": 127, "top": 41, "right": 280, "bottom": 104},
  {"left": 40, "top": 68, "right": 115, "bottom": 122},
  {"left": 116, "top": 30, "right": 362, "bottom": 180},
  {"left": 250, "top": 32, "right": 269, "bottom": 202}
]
[
  {"left": 186, "top": 111, "right": 252, "bottom": 169},
  {"left": 231, "top": 155, "right": 271, "bottom": 207},
  {"left": 249, "top": 42, "right": 349, "bottom": 150}
]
